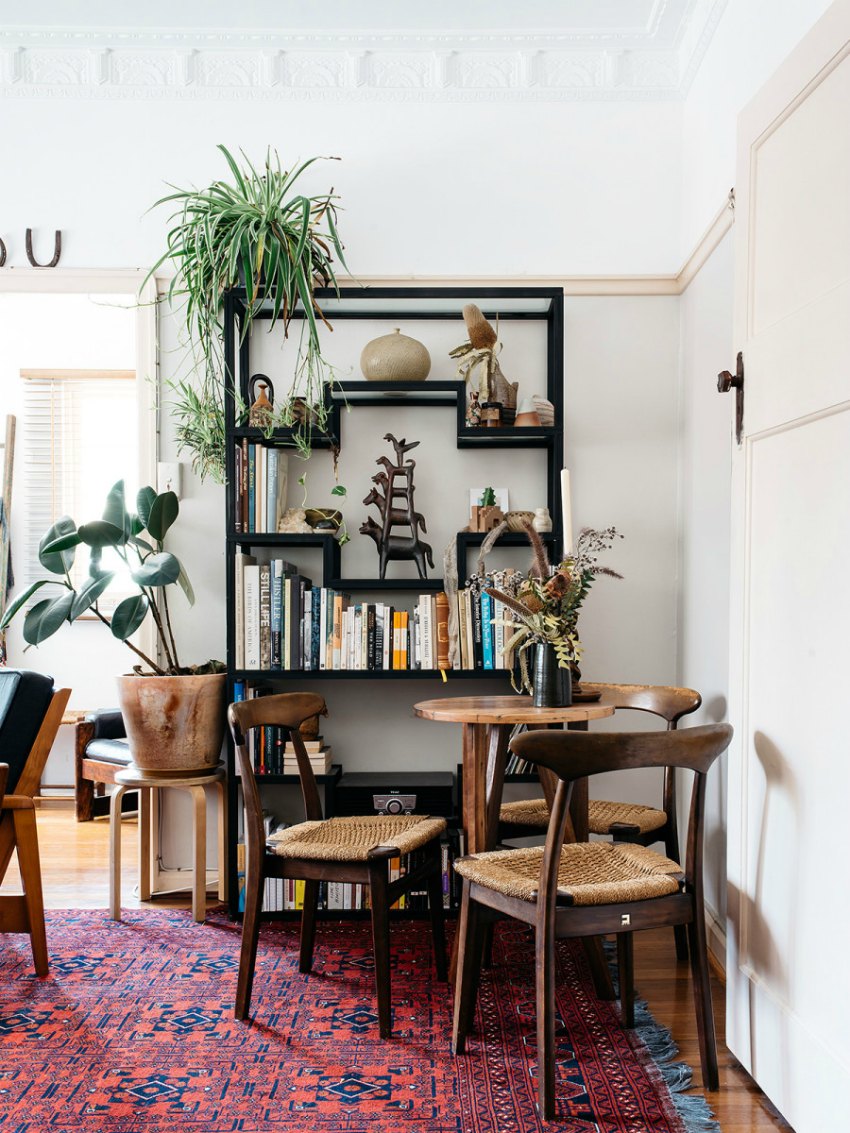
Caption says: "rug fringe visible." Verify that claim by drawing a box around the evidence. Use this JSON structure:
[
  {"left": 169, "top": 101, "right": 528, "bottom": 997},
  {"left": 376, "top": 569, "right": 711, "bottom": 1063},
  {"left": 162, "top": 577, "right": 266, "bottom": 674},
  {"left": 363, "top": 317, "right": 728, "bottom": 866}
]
[{"left": 605, "top": 945, "right": 722, "bottom": 1133}]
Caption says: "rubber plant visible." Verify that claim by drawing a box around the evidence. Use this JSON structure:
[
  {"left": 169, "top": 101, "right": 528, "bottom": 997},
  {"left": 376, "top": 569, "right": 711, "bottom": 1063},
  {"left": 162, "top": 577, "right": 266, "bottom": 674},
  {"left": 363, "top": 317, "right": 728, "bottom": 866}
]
[
  {"left": 144, "top": 145, "right": 350, "bottom": 481},
  {"left": 0, "top": 480, "right": 221, "bottom": 676}
]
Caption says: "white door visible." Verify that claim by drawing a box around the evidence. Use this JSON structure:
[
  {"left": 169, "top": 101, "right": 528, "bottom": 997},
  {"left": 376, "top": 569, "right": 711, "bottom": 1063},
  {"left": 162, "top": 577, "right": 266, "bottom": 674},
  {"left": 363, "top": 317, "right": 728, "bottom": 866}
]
[{"left": 726, "top": 4, "right": 850, "bottom": 1130}]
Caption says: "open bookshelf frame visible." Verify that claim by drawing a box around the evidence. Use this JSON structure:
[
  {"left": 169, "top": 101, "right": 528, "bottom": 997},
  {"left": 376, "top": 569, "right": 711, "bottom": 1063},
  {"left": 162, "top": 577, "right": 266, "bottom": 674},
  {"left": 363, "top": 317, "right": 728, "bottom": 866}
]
[{"left": 222, "top": 285, "right": 563, "bottom": 914}]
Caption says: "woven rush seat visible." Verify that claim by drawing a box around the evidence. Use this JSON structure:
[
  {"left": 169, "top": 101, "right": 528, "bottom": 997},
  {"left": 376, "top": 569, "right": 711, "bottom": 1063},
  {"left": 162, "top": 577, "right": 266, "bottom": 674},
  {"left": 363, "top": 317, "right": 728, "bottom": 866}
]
[
  {"left": 454, "top": 840, "right": 683, "bottom": 906},
  {"left": 499, "top": 798, "right": 550, "bottom": 829},
  {"left": 268, "top": 814, "right": 447, "bottom": 861},
  {"left": 588, "top": 799, "right": 667, "bottom": 835}
]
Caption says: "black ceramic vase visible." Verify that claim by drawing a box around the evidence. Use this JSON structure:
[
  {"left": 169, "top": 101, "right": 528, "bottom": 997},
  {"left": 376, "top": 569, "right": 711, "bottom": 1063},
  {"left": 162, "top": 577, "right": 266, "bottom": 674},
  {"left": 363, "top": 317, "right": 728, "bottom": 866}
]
[{"left": 531, "top": 642, "right": 573, "bottom": 708}]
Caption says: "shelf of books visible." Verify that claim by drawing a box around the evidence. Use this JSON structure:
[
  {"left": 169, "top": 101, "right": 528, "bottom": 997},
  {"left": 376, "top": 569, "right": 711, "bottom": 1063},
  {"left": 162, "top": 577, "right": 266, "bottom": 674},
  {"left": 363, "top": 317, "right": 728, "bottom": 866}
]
[{"left": 233, "top": 554, "right": 522, "bottom": 675}]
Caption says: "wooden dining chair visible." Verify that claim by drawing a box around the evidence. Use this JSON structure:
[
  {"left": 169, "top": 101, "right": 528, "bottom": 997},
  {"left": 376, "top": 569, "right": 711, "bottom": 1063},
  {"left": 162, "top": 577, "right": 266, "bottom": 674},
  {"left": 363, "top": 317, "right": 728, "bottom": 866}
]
[
  {"left": 0, "top": 669, "right": 71, "bottom": 976},
  {"left": 229, "top": 691, "right": 448, "bottom": 1038},
  {"left": 453, "top": 722, "right": 732, "bottom": 1121},
  {"left": 498, "top": 683, "right": 701, "bottom": 959}
]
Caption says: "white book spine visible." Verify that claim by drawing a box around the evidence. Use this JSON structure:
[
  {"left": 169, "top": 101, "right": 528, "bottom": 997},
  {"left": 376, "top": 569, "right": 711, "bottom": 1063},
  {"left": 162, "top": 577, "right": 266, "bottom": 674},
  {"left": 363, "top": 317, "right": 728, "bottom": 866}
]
[{"left": 244, "top": 564, "right": 260, "bottom": 669}]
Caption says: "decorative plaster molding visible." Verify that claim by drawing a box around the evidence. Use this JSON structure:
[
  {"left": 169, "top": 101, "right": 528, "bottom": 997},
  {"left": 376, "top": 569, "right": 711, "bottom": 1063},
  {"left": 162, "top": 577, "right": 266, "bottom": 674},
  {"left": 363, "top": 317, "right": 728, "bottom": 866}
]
[{"left": 0, "top": 5, "right": 728, "bottom": 101}]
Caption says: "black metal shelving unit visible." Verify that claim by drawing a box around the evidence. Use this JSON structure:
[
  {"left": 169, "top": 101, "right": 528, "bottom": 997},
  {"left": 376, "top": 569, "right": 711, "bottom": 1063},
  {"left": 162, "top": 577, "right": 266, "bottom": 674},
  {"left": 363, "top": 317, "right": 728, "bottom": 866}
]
[{"left": 222, "top": 285, "right": 564, "bottom": 914}]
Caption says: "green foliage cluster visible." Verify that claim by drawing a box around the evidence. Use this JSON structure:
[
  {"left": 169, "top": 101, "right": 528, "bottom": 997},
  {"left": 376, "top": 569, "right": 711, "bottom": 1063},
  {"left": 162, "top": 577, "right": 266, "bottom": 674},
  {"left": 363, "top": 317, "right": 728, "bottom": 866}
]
[{"left": 0, "top": 481, "right": 218, "bottom": 676}]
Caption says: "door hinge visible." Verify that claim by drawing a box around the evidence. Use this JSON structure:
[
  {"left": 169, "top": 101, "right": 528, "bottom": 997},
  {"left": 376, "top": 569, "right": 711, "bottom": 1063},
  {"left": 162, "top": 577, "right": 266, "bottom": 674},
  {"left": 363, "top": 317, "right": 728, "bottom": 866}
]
[{"left": 717, "top": 351, "right": 744, "bottom": 445}]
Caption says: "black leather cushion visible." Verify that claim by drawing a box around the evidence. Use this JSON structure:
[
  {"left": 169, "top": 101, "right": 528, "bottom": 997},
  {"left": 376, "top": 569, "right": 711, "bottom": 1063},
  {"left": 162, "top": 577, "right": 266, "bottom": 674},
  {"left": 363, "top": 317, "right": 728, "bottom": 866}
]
[
  {"left": 85, "top": 710, "right": 126, "bottom": 741},
  {"left": 84, "top": 738, "right": 132, "bottom": 766},
  {"left": 0, "top": 669, "right": 55, "bottom": 792}
]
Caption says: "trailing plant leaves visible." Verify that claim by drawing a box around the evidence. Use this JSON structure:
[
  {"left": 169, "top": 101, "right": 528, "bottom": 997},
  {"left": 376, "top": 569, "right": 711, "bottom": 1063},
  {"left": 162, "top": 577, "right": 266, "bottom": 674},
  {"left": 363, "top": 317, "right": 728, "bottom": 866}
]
[
  {"left": 131, "top": 552, "right": 180, "bottom": 587},
  {"left": 0, "top": 579, "right": 59, "bottom": 629},
  {"left": 136, "top": 486, "right": 157, "bottom": 530},
  {"left": 78, "top": 520, "right": 125, "bottom": 548},
  {"left": 70, "top": 572, "right": 116, "bottom": 620},
  {"left": 23, "top": 590, "right": 76, "bottom": 645},
  {"left": 39, "top": 516, "right": 78, "bottom": 574},
  {"left": 111, "top": 594, "right": 149, "bottom": 640},
  {"left": 147, "top": 492, "right": 179, "bottom": 542}
]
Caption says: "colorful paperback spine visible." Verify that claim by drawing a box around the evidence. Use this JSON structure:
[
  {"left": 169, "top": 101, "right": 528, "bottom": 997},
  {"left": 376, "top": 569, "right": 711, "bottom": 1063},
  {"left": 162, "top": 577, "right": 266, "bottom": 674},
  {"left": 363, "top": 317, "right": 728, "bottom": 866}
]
[
  {"left": 240, "top": 439, "right": 249, "bottom": 535},
  {"left": 234, "top": 445, "right": 243, "bottom": 533},
  {"left": 247, "top": 444, "right": 256, "bottom": 533},
  {"left": 481, "top": 590, "right": 495, "bottom": 670},
  {"left": 270, "top": 560, "right": 283, "bottom": 669}
]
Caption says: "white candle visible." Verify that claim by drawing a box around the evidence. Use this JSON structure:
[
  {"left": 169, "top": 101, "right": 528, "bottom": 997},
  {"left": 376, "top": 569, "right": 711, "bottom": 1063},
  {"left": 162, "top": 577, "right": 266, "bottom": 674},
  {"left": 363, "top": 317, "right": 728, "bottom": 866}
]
[{"left": 560, "top": 468, "right": 573, "bottom": 558}]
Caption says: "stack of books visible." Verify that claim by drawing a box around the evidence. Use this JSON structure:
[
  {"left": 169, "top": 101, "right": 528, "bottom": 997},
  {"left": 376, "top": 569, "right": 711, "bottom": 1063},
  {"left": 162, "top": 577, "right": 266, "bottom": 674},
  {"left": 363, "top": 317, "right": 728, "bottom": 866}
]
[
  {"left": 234, "top": 442, "right": 287, "bottom": 534},
  {"left": 234, "top": 554, "right": 453, "bottom": 671},
  {"left": 232, "top": 682, "right": 332, "bottom": 775},
  {"left": 452, "top": 583, "right": 519, "bottom": 671}
]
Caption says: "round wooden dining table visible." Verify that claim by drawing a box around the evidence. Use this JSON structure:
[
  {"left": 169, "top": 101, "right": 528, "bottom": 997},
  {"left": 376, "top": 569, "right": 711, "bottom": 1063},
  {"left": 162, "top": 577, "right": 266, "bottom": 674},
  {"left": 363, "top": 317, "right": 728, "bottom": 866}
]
[{"left": 413, "top": 695, "right": 614, "bottom": 856}]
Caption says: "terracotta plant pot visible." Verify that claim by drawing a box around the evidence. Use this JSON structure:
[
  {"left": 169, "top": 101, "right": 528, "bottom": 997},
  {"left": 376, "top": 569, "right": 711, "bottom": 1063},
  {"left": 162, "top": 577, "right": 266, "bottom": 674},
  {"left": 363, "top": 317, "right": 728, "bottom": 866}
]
[{"left": 116, "top": 673, "right": 226, "bottom": 776}]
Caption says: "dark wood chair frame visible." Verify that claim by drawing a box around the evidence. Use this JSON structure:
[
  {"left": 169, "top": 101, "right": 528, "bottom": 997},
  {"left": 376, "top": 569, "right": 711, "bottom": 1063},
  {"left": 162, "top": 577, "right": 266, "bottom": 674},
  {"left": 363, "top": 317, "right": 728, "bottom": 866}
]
[
  {"left": 73, "top": 715, "right": 136, "bottom": 822},
  {"left": 0, "top": 686, "right": 71, "bottom": 975},
  {"left": 229, "top": 692, "right": 448, "bottom": 1039},
  {"left": 497, "top": 684, "right": 702, "bottom": 961},
  {"left": 453, "top": 722, "right": 732, "bottom": 1121}
]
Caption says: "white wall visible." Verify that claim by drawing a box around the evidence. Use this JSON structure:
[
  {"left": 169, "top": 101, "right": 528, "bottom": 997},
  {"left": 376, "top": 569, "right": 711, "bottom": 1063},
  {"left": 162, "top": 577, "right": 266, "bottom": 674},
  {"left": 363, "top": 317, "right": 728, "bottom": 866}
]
[
  {"left": 676, "top": 231, "right": 734, "bottom": 956},
  {"left": 681, "top": 0, "right": 833, "bottom": 254},
  {"left": 1, "top": 98, "right": 682, "bottom": 276}
]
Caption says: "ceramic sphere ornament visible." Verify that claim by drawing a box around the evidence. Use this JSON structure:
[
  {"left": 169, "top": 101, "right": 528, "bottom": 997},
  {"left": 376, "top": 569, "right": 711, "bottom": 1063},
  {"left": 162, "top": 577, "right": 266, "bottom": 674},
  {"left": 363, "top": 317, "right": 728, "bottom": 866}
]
[{"left": 360, "top": 328, "right": 431, "bottom": 383}]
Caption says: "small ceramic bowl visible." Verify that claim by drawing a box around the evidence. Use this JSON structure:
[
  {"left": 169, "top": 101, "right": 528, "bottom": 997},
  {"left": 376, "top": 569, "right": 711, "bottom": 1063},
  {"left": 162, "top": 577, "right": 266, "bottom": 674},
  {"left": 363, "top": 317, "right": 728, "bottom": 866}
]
[{"left": 505, "top": 510, "right": 534, "bottom": 532}]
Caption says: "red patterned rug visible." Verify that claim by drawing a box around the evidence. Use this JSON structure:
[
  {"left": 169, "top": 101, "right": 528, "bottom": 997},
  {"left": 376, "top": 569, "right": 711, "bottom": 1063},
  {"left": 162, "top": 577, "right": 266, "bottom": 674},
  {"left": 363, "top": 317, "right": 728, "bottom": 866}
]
[{"left": 0, "top": 910, "right": 718, "bottom": 1132}]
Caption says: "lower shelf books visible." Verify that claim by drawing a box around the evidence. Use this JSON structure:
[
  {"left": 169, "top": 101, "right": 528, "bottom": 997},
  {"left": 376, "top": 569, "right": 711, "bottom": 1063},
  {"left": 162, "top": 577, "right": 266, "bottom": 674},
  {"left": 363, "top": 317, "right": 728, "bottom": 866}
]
[
  {"left": 232, "top": 681, "right": 333, "bottom": 774},
  {"left": 247, "top": 840, "right": 458, "bottom": 913}
]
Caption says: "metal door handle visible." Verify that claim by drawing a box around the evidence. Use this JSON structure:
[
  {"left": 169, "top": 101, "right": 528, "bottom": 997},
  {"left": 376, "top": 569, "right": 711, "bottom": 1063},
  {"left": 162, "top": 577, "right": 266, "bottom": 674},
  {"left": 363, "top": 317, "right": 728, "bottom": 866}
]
[{"left": 717, "top": 351, "right": 744, "bottom": 444}]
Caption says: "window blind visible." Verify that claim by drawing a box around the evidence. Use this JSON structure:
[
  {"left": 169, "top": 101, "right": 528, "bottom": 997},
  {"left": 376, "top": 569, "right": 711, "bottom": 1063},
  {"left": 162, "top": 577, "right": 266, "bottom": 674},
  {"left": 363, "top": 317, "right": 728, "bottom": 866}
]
[{"left": 22, "top": 370, "right": 139, "bottom": 605}]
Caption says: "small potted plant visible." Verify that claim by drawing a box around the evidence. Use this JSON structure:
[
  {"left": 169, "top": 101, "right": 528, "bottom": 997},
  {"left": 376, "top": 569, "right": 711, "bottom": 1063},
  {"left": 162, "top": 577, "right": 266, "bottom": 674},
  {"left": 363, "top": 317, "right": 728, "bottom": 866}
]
[
  {"left": 145, "top": 145, "right": 350, "bottom": 480},
  {"left": 486, "top": 523, "right": 622, "bottom": 706},
  {"left": 0, "top": 481, "right": 226, "bottom": 775}
]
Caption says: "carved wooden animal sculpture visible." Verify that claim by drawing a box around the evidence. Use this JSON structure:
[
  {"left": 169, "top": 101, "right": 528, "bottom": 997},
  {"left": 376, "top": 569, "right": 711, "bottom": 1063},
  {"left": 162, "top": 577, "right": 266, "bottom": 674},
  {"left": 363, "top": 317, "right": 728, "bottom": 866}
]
[
  {"left": 384, "top": 434, "right": 420, "bottom": 464},
  {"left": 362, "top": 487, "right": 427, "bottom": 532},
  {"left": 360, "top": 518, "right": 434, "bottom": 580}
]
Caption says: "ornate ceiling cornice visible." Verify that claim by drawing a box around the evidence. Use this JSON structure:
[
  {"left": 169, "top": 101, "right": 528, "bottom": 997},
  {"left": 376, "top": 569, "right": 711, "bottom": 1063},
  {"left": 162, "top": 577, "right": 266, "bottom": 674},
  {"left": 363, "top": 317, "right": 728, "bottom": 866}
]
[{"left": 0, "top": 3, "right": 727, "bottom": 102}]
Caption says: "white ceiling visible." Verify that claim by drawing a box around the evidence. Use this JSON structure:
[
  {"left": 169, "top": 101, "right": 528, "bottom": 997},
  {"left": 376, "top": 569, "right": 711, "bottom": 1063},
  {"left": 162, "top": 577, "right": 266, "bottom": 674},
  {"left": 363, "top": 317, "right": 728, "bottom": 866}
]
[{"left": 0, "top": 0, "right": 728, "bottom": 100}]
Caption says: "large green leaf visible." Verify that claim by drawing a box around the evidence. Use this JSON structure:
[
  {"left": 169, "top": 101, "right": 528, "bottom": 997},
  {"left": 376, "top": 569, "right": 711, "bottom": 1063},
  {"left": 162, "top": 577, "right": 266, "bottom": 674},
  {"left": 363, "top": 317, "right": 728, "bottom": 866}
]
[
  {"left": 102, "top": 480, "right": 130, "bottom": 540},
  {"left": 40, "top": 530, "right": 83, "bottom": 556},
  {"left": 136, "top": 486, "right": 157, "bottom": 531},
  {"left": 147, "top": 492, "right": 179, "bottom": 542},
  {"left": 78, "top": 520, "right": 125, "bottom": 548},
  {"left": 111, "top": 594, "right": 149, "bottom": 640},
  {"left": 0, "top": 579, "right": 61, "bottom": 630},
  {"left": 131, "top": 552, "right": 180, "bottom": 587},
  {"left": 23, "top": 590, "right": 76, "bottom": 645},
  {"left": 70, "top": 571, "right": 116, "bottom": 620},
  {"left": 39, "top": 516, "right": 78, "bottom": 575},
  {"left": 174, "top": 558, "right": 195, "bottom": 606}
]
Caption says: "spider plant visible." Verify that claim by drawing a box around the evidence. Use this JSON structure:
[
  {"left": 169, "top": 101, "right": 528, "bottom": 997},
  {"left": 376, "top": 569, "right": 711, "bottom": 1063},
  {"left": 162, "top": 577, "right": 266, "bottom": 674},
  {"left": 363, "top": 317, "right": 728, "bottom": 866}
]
[{"left": 144, "top": 145, "right": 350, "bottom": 480}]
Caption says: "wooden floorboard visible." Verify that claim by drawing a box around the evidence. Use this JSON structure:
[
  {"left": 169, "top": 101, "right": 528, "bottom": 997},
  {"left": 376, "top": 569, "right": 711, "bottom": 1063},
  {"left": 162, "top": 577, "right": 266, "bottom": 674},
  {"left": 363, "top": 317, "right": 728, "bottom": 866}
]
[{"left": 1, "top": 806, "right": 793, "bottom": 1133}]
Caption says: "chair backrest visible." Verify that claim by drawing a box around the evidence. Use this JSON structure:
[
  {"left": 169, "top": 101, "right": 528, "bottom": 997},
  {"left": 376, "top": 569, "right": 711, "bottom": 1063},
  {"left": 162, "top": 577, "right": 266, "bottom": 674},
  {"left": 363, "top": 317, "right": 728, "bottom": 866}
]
[
  {"left": 510, "top": 724, "right": 733, "bottom": 914},
  {"left": 0, "top": 763, "right": 7, "bottom": 807},
  {"left": 588, "top": 683, "right": 701, "bottom": 727},
  {"left": 0, "top": 669, "right": 55, "bottom": 792},
  {"left": 0, "top": 671, "right": 70, "bottom": 882},
  {"left": 228, "top": 692, "right": 328, "bottom": 857}
]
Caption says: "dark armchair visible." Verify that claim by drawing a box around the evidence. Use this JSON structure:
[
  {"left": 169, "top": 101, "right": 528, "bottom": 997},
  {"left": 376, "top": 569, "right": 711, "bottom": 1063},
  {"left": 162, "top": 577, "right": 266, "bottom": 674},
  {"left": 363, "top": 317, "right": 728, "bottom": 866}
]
[{"left": 74, "top": 709, "right": 134, "bottom": 821}]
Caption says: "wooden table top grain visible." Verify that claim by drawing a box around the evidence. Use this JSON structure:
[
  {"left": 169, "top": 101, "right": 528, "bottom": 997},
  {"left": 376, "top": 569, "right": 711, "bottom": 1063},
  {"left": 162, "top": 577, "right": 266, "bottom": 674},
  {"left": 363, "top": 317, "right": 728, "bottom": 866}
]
[{"left": 413, "top": 695, "right": 614, "bottom": 726}]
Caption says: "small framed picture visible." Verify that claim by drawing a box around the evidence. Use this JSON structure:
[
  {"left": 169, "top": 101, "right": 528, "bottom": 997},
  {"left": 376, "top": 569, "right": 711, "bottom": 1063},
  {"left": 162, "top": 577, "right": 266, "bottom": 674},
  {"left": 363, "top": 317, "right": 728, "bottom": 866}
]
[{"left": 468, "top": 487, "right": 509, "bottom": 512}]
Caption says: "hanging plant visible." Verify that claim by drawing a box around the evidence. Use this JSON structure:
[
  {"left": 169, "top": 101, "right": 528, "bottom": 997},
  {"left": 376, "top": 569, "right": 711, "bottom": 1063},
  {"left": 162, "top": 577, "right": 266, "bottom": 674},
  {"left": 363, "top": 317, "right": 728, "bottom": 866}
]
[{"left": 144, "top": 145, "right": 350, "bottom": 480}]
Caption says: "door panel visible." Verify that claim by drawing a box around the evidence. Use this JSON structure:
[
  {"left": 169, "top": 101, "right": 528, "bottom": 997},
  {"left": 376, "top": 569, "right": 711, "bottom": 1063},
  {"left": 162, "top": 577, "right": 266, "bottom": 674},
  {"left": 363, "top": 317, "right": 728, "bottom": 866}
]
[{"left": 728, "top": 4, "right": 850, "bottom": 1130}]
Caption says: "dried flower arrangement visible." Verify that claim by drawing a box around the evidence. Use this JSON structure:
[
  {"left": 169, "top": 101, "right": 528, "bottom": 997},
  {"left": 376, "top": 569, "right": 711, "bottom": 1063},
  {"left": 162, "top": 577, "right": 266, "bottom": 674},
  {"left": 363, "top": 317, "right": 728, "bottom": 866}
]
[{"left": 485, "top": 523, "right": 623, "bottom": 693}]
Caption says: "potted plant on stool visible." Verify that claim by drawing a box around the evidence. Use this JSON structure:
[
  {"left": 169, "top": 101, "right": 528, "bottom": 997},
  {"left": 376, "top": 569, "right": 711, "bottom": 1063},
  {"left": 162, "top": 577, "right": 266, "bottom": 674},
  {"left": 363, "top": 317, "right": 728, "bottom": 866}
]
[{"left": 0, "top": 480, "right": 225, "bottom": 776}]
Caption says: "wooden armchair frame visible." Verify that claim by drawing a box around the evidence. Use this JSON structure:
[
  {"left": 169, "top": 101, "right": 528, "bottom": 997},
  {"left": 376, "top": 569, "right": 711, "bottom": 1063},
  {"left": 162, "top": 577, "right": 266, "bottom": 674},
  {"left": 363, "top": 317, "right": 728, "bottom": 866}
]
[{"left": 0, "top": 686, "right": 71, "bottom": 975}]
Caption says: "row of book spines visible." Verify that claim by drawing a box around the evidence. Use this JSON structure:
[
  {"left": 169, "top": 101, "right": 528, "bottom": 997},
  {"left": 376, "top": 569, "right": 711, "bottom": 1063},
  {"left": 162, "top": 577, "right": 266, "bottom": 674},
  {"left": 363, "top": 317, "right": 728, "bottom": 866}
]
[
  {"left": 232, "top": 682, "right": 331, "bottom": 775},
  {"left": 234, "top": 441, "right": 287, "bottom": 535},
  {"left": 505, "top": 752, "right": 534, "bottom": 776},
  {"left": 236, "top": 844, "right": 458, "bottom": 912},
  {"left": 453, "top": 587, "right": 518, "bottom": 671}
]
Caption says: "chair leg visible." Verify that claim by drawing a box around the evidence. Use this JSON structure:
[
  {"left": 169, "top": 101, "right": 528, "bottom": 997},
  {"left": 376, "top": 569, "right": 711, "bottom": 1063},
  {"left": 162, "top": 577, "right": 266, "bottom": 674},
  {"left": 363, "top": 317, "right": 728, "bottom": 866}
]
[
  {"left": 299, "top": 879, "right": 320, "bottom": 973},
  {"left": 582, "top": 936, "right": 617, "bottom": 1000},
  {"left": 368, "top": 859, "right": 392, "bottom": 1039},
  {"left": 452, "top": 883, "right": 484, "bottom": 1054},
  {"left": 535, "top": 916, "right": 557, "bottom": 1121},
  {"left": 235, "top": 857, "right": 264, "bottom": 1022},
  {"left": 189, "top": 785, "right": 207, "bottom": 924},
  {"left": 481, "top": 923, "right": 495, "bottom": 969},
  {"left": 425, "top": 840, "right": 448, "bottom": 981},
  {"left": 688, "top": 907, "right": 719, "bottom": 1090},
  {"left": 617, "top": 931, "right": 635, "bottom": 1028},
  {"left": 216, "top": 780, "right": 227, "bottom": 902},
  {"left": 13, "top": 809, "right": 49, "bottom": 977}
]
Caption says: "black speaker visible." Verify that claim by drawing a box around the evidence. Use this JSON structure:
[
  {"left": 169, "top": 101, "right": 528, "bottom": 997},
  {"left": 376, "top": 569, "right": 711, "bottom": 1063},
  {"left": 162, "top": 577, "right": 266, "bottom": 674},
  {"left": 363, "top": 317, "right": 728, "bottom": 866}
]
[{"left": 335, "top": 772, "right": 454, "bottom": 819}]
